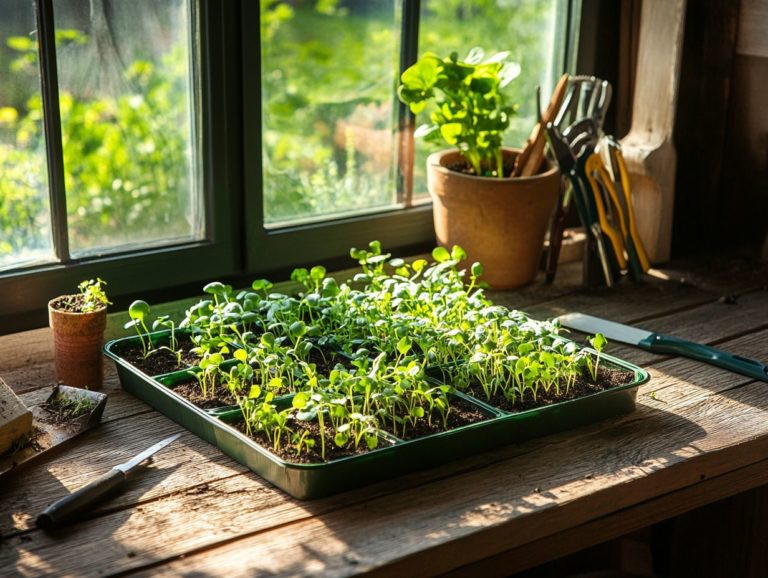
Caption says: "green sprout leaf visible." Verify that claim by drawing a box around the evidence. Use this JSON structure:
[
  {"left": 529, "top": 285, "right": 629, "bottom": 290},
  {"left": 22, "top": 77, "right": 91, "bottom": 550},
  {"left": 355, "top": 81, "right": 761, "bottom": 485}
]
[
  {"left": 432, "top": 246, "right": 451, "bottom": 262},
  {"left": 128, "top": 300, "right": 150, "bottom": 322},
  {"left": 292, "top": 391, "right": 309, "bottom": 409},
  {"left": 590, "top": 333, "right": 607, "bottom": 352}
]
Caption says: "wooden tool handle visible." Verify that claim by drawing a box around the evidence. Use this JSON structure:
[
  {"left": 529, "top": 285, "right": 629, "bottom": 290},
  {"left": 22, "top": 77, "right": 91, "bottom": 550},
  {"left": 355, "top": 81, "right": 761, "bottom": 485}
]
[{"left": 514, "top": 74, "right": 569, "bottom": 177}]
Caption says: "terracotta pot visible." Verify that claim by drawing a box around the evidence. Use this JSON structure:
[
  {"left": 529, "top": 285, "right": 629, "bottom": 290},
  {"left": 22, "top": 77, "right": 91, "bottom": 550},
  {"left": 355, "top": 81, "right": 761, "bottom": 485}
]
[
  {"left": 48, "top": 299, "right": 107, "bottom": 390},
  {"left": 427, "top": 148, "right": 561, "bottom": 289}
]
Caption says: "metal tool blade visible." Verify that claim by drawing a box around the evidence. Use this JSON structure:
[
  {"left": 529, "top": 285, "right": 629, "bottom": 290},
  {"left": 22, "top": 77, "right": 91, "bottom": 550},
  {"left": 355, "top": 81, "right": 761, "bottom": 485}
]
[
  {"left": 558, "top": 313, "right": 652, "bottom": 344},
  {"left": 115, "top": 432, "right": 182, "bottom": 474}
]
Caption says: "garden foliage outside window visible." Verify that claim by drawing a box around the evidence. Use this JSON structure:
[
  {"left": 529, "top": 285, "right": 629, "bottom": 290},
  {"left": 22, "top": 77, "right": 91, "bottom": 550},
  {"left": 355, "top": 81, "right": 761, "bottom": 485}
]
[
  {"left": 260, "top": 0, "right": 564, "bottom": 226},
  {"left": 0, "top": 0, "right": 200, "bottom": 270},
  {"left": 0, "top": 0, "right": 567, "bottom": 299}
]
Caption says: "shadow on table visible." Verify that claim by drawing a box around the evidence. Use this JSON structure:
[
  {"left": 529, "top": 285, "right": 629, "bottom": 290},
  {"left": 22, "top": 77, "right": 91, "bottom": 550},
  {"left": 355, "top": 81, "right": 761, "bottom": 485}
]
[
  {"left": 1, "top": 461, "right": 181, "bottom": 576},
  {"left": 163, "top": 403, "right": 712, "bottom": 577}
]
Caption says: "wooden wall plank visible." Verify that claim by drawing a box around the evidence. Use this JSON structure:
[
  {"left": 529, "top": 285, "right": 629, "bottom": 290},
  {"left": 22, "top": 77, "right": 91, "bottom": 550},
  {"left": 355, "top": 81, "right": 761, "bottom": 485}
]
[
  {"left": 620, "top": 0, "right": 687, "bottom": 263},
  {"left": 672, "top": 0, "right": 740, "bottom": 257},
  {"left": 736, "top": 0, "right": 768, "bottom": 57}
]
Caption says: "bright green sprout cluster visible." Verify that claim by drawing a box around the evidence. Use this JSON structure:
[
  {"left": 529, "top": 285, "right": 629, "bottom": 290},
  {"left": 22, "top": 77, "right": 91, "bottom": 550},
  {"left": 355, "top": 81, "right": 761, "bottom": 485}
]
[{"left": 136, "top": 242, "right": 609, "bottom": 462}]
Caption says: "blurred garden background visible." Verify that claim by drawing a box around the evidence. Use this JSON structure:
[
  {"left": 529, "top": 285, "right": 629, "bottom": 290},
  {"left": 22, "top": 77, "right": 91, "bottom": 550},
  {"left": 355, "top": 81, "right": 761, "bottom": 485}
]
[{"left": 0, "top": 0, "right": 559, "bottom": 268}]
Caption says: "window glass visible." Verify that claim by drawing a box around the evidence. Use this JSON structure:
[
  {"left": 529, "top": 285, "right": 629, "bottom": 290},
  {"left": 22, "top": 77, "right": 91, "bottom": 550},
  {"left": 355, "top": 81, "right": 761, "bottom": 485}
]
[
  {"left": 414, "top": 0, "right": 562, "bottom": 198},
  {"left": 0, "top": 0, "right": 54, "bottom": 270},
  {"left": 260, "top": 0, "right": 400, "bottom": 227},
  {"left": 53, "top": 0, "right": 202, "bottom": 256}
]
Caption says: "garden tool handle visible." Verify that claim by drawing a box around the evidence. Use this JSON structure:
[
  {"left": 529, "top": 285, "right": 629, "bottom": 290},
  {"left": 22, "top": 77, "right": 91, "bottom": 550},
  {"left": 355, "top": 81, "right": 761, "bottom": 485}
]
[
  {"left": 590, "top": 223, "right": 615, "bottom": 287},
  {"left": 584, "top": 154, "right": 627, "bottom": 271},
  {"left": 613, "top": 148, "right": 651, "bottom": 272},
  {"left": 515, "top": 74, "right": 569, "bottom": 177},
  {"left": 545, "top": 181, "right": 571, "bottom": 284},
  {"left": 641, "top": 334, "right": 768, "bottom": 383},
  {"left": 36, "top": 468, "right": 126, "bottom": 529}
]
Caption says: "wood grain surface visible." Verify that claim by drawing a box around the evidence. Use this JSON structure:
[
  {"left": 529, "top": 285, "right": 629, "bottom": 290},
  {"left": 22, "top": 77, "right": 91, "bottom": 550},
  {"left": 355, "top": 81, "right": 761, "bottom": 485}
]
[{"left": 1, "top": 251, "right": 767, "bottom": 577}]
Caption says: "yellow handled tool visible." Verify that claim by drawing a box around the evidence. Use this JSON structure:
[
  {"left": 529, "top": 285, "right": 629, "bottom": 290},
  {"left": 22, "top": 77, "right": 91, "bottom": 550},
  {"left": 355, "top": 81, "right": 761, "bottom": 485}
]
[
  {"left": 610, "top": 147, "right": 651, "bottom": 274},
  {"left": 584, "top": 153, "right": 627, "bottom": 271}
]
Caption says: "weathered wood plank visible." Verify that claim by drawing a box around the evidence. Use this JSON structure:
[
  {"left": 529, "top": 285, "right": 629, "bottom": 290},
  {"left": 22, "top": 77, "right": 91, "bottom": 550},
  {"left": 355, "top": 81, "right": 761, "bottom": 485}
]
[
  {"left": 620, "top": 0, "right": 687, "bottom": 263},
  {"left": 586, "top": 287, "right": 768, "bottom": 367},
  {"left": 2, "top": 352, "right": 122, "bottom": 396},
  {"left": 124, "top": 380, "right": 768, "bottom": 578},
  {"left": 0, "top": 409, "right": 246, "bottom": 536},
  {"left": 4, "top": 343, "right": 767, "bottom": 578},
  {"left": 0, "top": 328, "right": 52, "bottom": 372},
  {"left": 521, "top": 250, "right": 768, "bottom": 323},
  {"left": 444, "top": 458, "right": 768, "bottom": 577}
]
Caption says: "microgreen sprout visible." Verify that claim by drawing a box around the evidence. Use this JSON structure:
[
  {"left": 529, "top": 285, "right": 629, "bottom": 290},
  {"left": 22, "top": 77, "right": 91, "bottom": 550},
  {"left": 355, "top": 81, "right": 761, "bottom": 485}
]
[
  {"left": 70, "top": 278, "right": 111, "bottom": 313},
  {"left": 587, "top": 332, "right": 607, "bottom": 382},
  {"left": 158, "top": 240, "right": 622, "bottom": 461},
  {"left": 124, "top": 300, "right": 153, "bottom": 357}
]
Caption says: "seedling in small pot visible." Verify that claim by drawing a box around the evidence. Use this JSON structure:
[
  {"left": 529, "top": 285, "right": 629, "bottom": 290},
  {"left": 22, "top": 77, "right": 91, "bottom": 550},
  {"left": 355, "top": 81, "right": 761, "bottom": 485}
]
[{"left": 77, "top": 278, "right": 112, "bottom": 313}]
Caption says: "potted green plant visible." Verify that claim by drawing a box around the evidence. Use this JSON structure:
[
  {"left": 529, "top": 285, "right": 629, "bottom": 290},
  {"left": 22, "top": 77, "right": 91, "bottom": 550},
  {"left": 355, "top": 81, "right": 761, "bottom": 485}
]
[
  {"left": 398, "top": 48, "right": 561, "bottom": 289},
  {"left": 48, "top": 279, "right": 111, "bottom": 390}
]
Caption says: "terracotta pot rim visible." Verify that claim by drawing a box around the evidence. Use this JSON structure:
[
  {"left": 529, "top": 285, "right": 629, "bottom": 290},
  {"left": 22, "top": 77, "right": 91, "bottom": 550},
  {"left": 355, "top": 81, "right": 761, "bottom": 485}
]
[
  {"left": 48, "top": 296, "right": 108, "bottom": 317},
  {"left": 427, "top": 148, "right": 558, "bottom": 182}
]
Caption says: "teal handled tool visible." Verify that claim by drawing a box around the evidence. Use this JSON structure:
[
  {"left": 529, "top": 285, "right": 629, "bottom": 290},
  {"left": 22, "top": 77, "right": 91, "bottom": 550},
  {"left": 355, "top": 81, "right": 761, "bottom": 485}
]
[{"left": 559, "top": 313, "right": 768, "bottom": 382}]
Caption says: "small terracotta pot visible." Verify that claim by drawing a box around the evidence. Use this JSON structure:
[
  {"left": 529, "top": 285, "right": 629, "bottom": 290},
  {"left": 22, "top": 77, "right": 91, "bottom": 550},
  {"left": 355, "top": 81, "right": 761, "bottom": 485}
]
[
  {"left": 427, "top": 148, "right": 561, "bottom": 289},
  {"left": 48, "top": 299, "right": 107, "bottom": 390}
]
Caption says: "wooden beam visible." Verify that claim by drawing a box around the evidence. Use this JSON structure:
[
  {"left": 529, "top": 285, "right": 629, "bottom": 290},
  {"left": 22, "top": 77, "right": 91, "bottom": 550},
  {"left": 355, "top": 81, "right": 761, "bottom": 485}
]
[{"left": 620, "top": 0, "right": 687, "bottom": 263}]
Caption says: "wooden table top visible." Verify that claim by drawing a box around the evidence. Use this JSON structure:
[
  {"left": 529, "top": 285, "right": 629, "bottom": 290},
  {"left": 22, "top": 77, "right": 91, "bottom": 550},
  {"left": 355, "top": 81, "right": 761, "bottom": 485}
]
[{"left": 2, "top": 250, "right": 767, "bottom": 577}]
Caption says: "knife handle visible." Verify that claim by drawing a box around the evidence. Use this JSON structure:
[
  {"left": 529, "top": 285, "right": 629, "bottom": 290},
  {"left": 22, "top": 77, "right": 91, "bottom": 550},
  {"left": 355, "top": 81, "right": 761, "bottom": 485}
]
[
  {"left": 36, "top": 468, "right": 126, "bottom": 530},
  {"left": 641, "top": 334, "right": 768, "bottom": 383}
]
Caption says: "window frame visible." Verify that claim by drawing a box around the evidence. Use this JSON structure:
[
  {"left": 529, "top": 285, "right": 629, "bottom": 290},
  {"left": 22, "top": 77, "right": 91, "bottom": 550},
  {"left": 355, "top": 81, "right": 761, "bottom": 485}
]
[
  {"left": 1, "top": 0, "right": 585, "bottom": 334},
  {"left": 0, "top": 0, "right": 242, "bottom": 333}
]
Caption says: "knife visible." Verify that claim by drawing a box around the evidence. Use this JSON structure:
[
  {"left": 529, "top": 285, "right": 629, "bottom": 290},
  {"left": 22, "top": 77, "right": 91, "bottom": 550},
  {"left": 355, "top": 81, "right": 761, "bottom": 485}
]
[
  {"left": 36, "top": 432, "right": 182, "bottom": 530},
  {"left": 558, "top": 313, "right": 768, "bottom": 382}
]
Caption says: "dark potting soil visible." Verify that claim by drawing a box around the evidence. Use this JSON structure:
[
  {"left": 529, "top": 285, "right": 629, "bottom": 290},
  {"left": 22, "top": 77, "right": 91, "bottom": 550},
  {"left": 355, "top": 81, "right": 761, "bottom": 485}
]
[
  {"left": 303, "top": 346, "right": 348, "bottom": 374},
  {"left": 445, "top": 160, "right": 516, "bottom": 178},
  {"left": 0, "top": 426, "right": 45, "bottom": 457},
  {"left": 463, "top": 366, "right": 635, "bottom": 413},
  {"left": 38, "top": 397, "right": 95, "bottom": 426},
  {"left": 171, "top": 379, "right": 238, "bottom": 409},
  {"left": 235, "top": 418, "right": 381, "bottom": 464},
  {"left": 49, "top": 294, "right": 106, "bottom": 314},
  {"left": 113, "top": 333, "right": 200, "bottom": 375},
  {"left": 379, "top": 396, "right": 490, "bottom": 441}
]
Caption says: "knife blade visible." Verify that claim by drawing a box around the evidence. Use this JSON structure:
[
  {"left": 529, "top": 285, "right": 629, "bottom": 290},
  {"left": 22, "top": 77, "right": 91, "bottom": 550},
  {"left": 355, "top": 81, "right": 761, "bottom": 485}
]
[
  {"left": 36, "top": 432, "right": 182, "bottom": 530},
  {"left": 558, "top": 313, "right": 768, "bottom": 383}
]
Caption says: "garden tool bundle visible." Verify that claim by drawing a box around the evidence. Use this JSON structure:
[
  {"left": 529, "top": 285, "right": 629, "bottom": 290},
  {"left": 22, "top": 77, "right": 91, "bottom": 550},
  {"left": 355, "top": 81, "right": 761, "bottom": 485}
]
[{"left": 543, "top": 76, "right": 650, "bottom": 287}]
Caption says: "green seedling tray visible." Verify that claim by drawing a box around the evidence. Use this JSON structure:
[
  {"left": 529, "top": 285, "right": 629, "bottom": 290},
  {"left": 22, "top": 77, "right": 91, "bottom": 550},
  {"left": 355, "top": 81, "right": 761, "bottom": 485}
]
[{"left": 104, "top": 336, "right": 648, "bottom": 499}]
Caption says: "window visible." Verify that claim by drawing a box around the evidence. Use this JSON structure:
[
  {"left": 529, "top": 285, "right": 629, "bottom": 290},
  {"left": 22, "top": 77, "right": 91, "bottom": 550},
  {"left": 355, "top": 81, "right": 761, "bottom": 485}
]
[
  {"left": 0, "top": 0, "right": 238, "bottom": 331},
  {"left": 247, "top": 0, "right": 572, "bottom": 272},
  {"left": 1, "top": 0, "right": 202, "bottom": 267},
  {"left": 0, "top": 0, "right": 52, "bottom": 268},
  {"left": 1, "top": 0, "right": 577, "bottom": 333}
]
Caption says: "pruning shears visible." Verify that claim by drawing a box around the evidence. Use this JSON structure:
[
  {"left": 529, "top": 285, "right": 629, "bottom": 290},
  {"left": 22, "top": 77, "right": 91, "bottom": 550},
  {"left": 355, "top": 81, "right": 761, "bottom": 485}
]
[{"left": 544, "top": 123, "right": 616, "bottom": 287}]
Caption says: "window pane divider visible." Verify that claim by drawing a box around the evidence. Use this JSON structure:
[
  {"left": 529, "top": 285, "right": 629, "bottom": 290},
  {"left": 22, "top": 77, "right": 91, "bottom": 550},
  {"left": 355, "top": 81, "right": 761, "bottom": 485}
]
[
  {"left": 36, "top": 0, "right": 70, "bottom": 262},
  {"left": 397, "top": 0, "right": 420, "bottom": 207}
]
